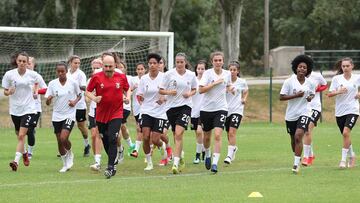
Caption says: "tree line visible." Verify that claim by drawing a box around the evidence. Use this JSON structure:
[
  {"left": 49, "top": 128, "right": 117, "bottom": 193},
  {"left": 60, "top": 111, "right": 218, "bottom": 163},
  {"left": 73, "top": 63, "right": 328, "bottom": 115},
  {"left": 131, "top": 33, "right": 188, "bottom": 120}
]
[{"left": 1, "top": 0, "right": 359, "bottom": 76}]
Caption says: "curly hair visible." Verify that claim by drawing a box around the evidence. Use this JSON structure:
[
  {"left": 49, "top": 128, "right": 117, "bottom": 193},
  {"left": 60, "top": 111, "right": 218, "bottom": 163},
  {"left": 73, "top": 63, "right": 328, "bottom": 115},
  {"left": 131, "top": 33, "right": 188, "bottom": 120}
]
[{"left": 291, "top": 55, "right": 313, "bottom": 76}]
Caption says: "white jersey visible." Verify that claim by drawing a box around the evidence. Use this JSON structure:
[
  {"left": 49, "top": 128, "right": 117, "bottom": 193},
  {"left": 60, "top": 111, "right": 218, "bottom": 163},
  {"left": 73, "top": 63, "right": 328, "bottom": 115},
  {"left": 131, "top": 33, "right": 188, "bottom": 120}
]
[
  {"left": 45, "top": 78, "right": 81, "bottom": 122},
  {"left": 160, "top": 69, "right": 197, "bottom": 109},
  {"left": 226, "top": 77, "right": 248, "bottom": 116},
  {"left": 87, "top": 78, "right": 97, "bottom": 117},
  {"left": 329, "top": 74, "right": 360, "bottom": 117},
  {"left": 130, "top": 76, "right": 141, "bottom": 116},
  {"left": 199, "top": 68, "right": 231, "bottom": 112},
  {"left": 191, "top": 77, "right": 204, "bottom": 118},
  {"left": 33, "top": 72, "right": 47, "bottom": 113},
  {"left": 67, "top": 68, "right": 87, "bottom": 110},
  {"left": 280, "top": 75, "right": 316, "bottom": 121},
  {"left": 2, "top": 69, "right": 42, "bottom": 116},
  {"left": 307, "top": 72, "right": 327, "bottom": 112},
  {"left": 123, "top": 75, "right": 132, "bottom": 111},
  {"left": 137, "top": 72, "right": 167, "bottom": 119}
]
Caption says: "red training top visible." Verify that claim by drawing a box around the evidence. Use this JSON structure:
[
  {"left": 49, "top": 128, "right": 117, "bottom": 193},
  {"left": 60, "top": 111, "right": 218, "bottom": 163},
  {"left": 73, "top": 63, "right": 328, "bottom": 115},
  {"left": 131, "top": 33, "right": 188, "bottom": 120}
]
[{"left": 87, "top": 71, "right": 129, "bottom": 123}]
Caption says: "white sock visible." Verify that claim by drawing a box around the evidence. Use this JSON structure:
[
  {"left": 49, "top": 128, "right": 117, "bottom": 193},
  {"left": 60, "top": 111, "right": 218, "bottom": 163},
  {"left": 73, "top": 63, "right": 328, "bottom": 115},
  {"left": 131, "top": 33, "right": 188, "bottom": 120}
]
[
  {"left": 84, "top": 138, "right": 89, "bottom": 146},
  {"left": 135, "top": 140, "right": 142, "bottom": 152},
  {"left": 181, "top": 150, "right": 184, "bottom": 159},
  {"left": 94, "top": 154, "right": 101, "bottom": 165},
  {"left": 145, "top": 153, "right": 152, "bottom": 164},
  {"left": 125, "top": 137, "right": 132, "bottom": 147},
  {"left": 61, "top": 155, "right": 67, "bottom": 166},
  {"left": 28, "top": 145, "right": 34, "bottom": 154},
  {"left": 349, "top": 145, "right": 355, "bottom": 157},
  {"left": 342, "top": 148, "right": 349, "bottom": 162},
  {"left": 212, "top": 153, "right": 220, "bottom": 165},
  {"left": 303, "top": 144, "right": 311, "bottom": 158},
  {"left": 173, "top": 156, "right": 180, "bottom": 166},
  {"left": 227, "top": 145, "right": 236, "bottom": 158},
  {"left": 196, "top": 143, "right": 203, "bottom": 153},
  {"left": 14, "top": 152, "right": 22, "bottom": 164},
  {"left": 161, "top": 141, "right": 167, "bottom": 159},
  {"left": 294, "top": 156, "right": 301, "bottom": 166},
  {"left": 205, "top": 148, "right": 211, "bottom": 158},
  {"left": 310, "top": 144, "right": 314, "bottom": 157}
]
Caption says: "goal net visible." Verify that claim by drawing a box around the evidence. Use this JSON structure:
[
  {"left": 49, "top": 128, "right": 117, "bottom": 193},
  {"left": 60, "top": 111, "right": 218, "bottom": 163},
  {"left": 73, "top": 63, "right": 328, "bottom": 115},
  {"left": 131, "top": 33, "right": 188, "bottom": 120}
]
[{"left": 0, "top": 26, "right": 174, "bottom": 127}]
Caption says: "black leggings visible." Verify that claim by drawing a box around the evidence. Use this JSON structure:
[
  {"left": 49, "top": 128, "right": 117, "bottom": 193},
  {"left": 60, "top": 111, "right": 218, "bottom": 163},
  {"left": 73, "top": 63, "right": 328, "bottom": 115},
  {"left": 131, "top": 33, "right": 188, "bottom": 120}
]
[
  {"left": 97, "top": 118, "right": 122, "bottom": 167},
  {"left": 26, "top": 112, "right": 41, "bottom": 146}
]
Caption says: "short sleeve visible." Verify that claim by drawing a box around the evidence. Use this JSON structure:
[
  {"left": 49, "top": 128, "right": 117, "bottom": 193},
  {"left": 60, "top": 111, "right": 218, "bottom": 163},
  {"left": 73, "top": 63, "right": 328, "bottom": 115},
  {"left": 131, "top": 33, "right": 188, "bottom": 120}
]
[
  {"left": 79, "top": 71, "right": 87, "bottom": 87},
  {"left": 1, "top": 72, "right": 11, "bottom": 89},
  {"left": 199, "top": 71, "right": 209, "bottom": 87},
  {"left": 137, "top": 78, "right": 145, "bottom": 96},
  {"left": 38, "top": 73, "right": 47, "bottom": 88},
  {"left": 329, "top": 77, "right": 338, "bottom": 92},
  {"left": 159, "top": 71, "right": 170, "bottom": 89},
  {"left": 74, "top": 80, "right": 81, "bottom": 96},
  {"left": 87, "top": 75, "right": 97, "bottom": 92},
  {"left": 44, "top": 81, "right": 53, "bottom": 98},
  {"left": 190, "top": 73, "right": 197, "bottom": 89},
  {"left": 280, "top": 79, "right": 290, "bottom": 95}
]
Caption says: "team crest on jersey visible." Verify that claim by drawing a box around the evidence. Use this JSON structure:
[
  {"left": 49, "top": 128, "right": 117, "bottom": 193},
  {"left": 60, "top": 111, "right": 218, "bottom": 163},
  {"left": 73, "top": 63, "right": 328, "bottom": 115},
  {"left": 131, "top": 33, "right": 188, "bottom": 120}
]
[
  {"left": 116, "top": 83, "right": 120, "bottom": 88},
  {"left": 100, "top": 83, "right": 104, "bottom": 88},
  {"left": 171, "top": 80, "right": 177, "bottom": 88}
]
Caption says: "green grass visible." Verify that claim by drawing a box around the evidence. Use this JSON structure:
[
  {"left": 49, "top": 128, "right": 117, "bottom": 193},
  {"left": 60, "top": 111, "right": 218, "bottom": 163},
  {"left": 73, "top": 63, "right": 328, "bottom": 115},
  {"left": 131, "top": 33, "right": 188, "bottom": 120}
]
[{"left": 0, "top": 123, "right": 359, "bottom": 203}]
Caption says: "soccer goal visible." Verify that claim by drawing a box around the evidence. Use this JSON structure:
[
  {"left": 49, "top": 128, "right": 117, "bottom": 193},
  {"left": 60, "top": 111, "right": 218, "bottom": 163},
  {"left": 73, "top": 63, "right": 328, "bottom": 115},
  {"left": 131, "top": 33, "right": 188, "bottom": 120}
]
[{"left": 0, "top": 26, "right": 174, "bottom": 81}]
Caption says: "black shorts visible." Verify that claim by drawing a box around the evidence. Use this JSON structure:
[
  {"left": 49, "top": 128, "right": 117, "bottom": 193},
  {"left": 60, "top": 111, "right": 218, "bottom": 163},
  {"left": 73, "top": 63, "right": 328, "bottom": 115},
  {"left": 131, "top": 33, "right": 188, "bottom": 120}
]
[
  {"left": 122, "top": 109, "right": 131, "bottom": 124},
  {"left": 11, "top": 114, "right": 37, "bottom": 131},
  {"left": 336, "top": 114, "right": 359, "bottom": 134},
  {"left": 97, "top": 118, "right": 122, "bottom": 139},
  {"left": 225, "top": 114, "right": 243, "bottom": 132},
  {"left": 310, "top": 110, "right": 321, "bottom": 126},
  {"left": 166, "top": 105, "right": 191, "bottom": 132},
  {"left": 88, "top": 115, "right": 97, "bottom": 129},
  {"left": 164, "top": 120, "right": 170, "bottom": 130},
  {"left": 190, "top": 117, "right": 202, "bottom": 130},
  {"left": 32, "top": 112, "right": 41, "bottom": 128},
  {"left": 52, "top": 119, "right": 75, "bottom": 134},
  {"left": 286, "top": 116, "right": 311, "bottom": 137},
  {"left": 76, "top": 109, "right": 87, "bottom": 122},
  {"left": 200, "top": 110, "right": 227, "bottom": 132},
  {"left": 140, "top": 114, "right": 167, "bottom": 134},
  {"left": 134, "top": 114, "right": 140, "bottom": 123}
]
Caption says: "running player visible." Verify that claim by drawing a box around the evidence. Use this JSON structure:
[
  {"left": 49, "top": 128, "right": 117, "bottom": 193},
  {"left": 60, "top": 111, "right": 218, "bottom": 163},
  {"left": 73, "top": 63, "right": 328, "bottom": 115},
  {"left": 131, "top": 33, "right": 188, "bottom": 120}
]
[
  {"left": 86, "top": 54, "right": 129, "bottom": 178},
  {"left": 159, "top": 52, "right": 197, "bottom": 174},
  {"left": 130, "top": 62, "right": 147, "bottom": 158},
  {"left": 87, "top": 58, "right": 103, "bottom": 171},
  {"left": 302, "top": 70, "right": 327, "bottom": 166},
  {"left": 45, "top": 62, "right": 81, "bottom": 172},
  {"left": 280, "top": 55, "right": 315, "bottom": 174},
  {"left": 327, "top": 57, "right": 359, "bottom": 169},
  {"left": 191, "top": 60, "right": 207, "bottom": 164},
  {"left": 137, "top": 53, "right": 168, "bottom": 171},
  {"left": 2, "top": 51, "right": 41, "bottom": 171},
  {"left": 224, "top": 61, "right": 248, "bottom": 164},
  {"left": 67, "top": 55, "right": 91, "bottom": 156},
  {"left": 199, "top": 51, "right": 231, "bottom": 173},
  {"left": 25, "top": 56, "right": 47, "bottom": 159}
]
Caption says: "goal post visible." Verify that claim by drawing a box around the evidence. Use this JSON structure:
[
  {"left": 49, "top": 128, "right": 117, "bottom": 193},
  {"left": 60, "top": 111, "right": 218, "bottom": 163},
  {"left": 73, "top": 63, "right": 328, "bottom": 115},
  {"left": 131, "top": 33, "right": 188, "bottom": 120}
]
[
  {"left": 0, "top": 26, "right": 174, "bottom": 128},
  {"left": 0, "top": 26, "right": 174, "bottom": 79}
]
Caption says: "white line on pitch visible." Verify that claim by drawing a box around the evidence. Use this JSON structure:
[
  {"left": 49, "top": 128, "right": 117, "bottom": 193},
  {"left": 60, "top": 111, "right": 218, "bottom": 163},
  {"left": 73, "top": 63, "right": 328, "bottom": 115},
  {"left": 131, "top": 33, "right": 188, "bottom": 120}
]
[{"left": 0, "top": 165, "right": 331, "bottom": 188}]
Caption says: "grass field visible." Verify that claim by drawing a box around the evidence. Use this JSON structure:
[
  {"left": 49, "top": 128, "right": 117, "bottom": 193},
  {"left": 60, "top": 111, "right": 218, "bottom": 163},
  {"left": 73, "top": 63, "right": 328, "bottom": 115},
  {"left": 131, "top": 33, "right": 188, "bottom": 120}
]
[{"left": 1, "top": 123, "right": 359, "bottom": 203}]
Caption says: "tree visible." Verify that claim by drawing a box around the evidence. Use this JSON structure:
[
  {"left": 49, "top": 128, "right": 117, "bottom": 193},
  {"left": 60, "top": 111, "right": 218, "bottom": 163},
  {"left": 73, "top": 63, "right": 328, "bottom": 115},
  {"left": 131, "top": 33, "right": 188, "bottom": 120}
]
[{"left": 218, "top": 0, "right": 244, "bottom": 64}]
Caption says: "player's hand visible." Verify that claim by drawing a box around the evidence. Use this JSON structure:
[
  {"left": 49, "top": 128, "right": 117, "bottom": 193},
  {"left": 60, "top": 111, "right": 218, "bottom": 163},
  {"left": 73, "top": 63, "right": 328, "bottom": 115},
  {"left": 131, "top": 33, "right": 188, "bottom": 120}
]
[
  {"left": 296, "top": 91, "right": 304, "bottom": 98},
  {"left": 33, "top": 93, "right": 38, "bottom": 99},
  {"left": 182, "top": 91, "right": 192, "bottom": 98},
  {"left": 338, "top": 86, "right": 348, "bottom": 95},
  {"left": 156, "top": 95, "right": 167, "bottom": 105},
  {"left": 241, "top": 98, "right": 247, "bottom": 105},
  {"left": 123, "top": 96, "right": 130, "bottom": 104},
  {"left": 132, "top": 84, "right": 138, "bottom": 91},
  {"left": 8, "top": 87, "right": 16, "bottom": 95},
  {"left": 228, "top": 86, "right": 235, "bottom": 95},
  {"left": 94, "top": 96, "right": 102, "bottom": 103},
  {"left": 68, "top": 100, "right": 77, "bottom": 107},
  {"left": 46, "top": 96, "right": 53, "bottom": 105},
  {"left": 168, "top": 90, "right": 177, "bottom": 96},
  {"left": 306, "top": 94, "right": 314, "bottom": 102},
  {"left": 355, "top": 93, "right": 360, "bottom": 99}
]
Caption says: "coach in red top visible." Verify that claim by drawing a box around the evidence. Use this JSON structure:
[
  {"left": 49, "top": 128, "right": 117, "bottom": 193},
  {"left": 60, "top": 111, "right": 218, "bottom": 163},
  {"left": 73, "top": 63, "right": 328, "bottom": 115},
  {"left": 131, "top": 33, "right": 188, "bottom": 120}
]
[{"left": 86, "top": 54, "right": 129, "bottom": 179}]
